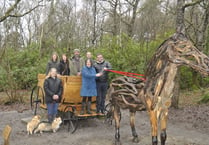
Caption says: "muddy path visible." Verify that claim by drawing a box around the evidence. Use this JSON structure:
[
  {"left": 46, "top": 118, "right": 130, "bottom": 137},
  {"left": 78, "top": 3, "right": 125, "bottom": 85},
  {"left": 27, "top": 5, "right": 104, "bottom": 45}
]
[{"left": 0, "top": 104, "right": 209, "bottom": 145}]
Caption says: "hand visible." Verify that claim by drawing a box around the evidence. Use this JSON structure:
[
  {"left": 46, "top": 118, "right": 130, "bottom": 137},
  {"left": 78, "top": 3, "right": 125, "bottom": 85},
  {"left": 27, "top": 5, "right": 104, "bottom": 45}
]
[
  {"left": 96, "top": 73, "right": 102, "bottom": 77},
  {"left": 103, "top": 67, "right": 108, "bottom": 71},
  {"left": 53, "top": 95, "right": 59, "bottom": 100},
  {"left": 77, "top": 72, "right": 81, "bottom": 76}
]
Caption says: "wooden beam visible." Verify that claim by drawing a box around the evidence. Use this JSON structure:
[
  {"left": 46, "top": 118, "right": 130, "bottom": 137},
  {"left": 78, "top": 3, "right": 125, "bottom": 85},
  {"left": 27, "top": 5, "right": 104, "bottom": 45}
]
[{"left": 2, "top": 125, "right": 12, "bottom": 145}]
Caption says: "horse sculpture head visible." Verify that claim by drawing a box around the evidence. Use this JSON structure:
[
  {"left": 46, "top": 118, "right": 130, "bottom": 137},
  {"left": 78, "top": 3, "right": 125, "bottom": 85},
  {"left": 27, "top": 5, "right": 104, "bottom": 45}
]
[
  {"left": 167, "top": 33, "right": 209, "bottom": 76},
  {"left": 146, "top": 33, "right": 209, "bottom": 78}
]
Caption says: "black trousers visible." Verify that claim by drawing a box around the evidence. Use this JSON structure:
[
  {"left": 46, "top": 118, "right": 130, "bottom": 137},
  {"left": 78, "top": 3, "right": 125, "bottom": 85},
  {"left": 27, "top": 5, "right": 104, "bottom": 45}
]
[{"left": 96, "top": 82, "right": 108, "bottom": 112}]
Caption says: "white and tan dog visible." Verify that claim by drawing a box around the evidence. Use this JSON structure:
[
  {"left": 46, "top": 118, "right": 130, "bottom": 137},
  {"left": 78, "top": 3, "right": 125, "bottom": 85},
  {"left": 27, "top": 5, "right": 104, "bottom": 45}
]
[
  {"left": 27, "top": 115, "right": 41, "bottom": 135},
  {"left": 34, "top": 117, "right": 62, "bottom": 134}
]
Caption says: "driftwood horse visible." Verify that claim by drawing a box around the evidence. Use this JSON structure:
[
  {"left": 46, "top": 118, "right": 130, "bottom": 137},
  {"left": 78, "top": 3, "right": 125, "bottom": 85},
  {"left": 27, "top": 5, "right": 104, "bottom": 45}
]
[{"left": 107, "top": 33, "right": 209, "bottom": 145}]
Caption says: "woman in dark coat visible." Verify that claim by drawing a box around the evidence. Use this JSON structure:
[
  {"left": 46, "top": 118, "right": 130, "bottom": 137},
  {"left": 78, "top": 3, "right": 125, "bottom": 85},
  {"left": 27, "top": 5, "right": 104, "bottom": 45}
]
[
  {"left": 80, "top": 59, "right": 102, "bottom": 114},
  {"left": 44, "top": 68, "right": 63, "bottom": 122},
  {"left": 59, "top": 54, "right": 70, "bottom": 75},
  {"left": 46, "top": 52, "right": 60, "bottom": 75}
]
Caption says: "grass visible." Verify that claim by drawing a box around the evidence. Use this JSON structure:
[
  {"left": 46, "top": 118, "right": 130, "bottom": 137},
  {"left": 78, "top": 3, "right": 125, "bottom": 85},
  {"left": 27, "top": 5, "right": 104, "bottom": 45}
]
[
  {"left": 0, "top": 90, "right": 30, "bottom": 105},
  {"left": 179, "top": 88, "right": 209, "bottom": 107}
]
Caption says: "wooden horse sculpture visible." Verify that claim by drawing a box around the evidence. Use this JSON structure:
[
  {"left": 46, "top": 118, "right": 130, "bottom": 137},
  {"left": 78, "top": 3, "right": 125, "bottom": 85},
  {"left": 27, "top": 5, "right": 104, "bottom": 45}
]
[{"left": 107, "top": 33, "right": 209, "bottom": 145}]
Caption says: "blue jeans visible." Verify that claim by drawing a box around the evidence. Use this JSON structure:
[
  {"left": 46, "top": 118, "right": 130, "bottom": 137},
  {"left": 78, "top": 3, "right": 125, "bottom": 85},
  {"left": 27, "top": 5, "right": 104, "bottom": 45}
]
[
  {"left": 96, "top": 82, "right": 108, "bottom": 112},
  {"left": 47, "top": 103, "right": 59, "bottom": 122}
]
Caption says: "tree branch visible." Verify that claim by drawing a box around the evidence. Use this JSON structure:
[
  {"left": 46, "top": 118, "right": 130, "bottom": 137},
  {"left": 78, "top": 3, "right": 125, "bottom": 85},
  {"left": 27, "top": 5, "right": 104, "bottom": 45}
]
[
  {"left": 124, "top": 0, "right": 135, "bottom": 7},
  {"left": 0, "top": 0, "right": 44, "bottom": 22},
  {"left": 183, "top": 0, "right": 203, "bottom": 9},
  {"left": 0, "top": 0, "right": 21, "bottom": 22},
  {"left": 9, "top": 4, "right": 44, "bottom": 18}
]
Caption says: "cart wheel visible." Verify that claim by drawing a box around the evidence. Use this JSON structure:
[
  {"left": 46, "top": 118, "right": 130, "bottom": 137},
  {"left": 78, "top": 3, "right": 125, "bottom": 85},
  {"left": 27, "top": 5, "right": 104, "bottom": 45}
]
[
  {"left": 30, "top": 86, "right": 44, "bottom": 115},
  {"left": 66, "top": 111, "right": 78, "bottom": 134},
  {"left": 104, "top": 103, "right": 121, "bottom": 125}
]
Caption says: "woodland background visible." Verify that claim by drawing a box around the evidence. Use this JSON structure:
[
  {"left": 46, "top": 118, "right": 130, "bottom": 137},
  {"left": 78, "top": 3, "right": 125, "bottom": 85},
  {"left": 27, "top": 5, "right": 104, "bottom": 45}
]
[{"left": 0, "top": 0, "right": 209, "bottom": 105}]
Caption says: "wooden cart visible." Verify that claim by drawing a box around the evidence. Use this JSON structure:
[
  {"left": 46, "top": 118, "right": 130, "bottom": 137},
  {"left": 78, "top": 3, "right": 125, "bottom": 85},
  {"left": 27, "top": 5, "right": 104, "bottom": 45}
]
[{"left": 30, "top": 74, "right": 103, "bottom": 133}]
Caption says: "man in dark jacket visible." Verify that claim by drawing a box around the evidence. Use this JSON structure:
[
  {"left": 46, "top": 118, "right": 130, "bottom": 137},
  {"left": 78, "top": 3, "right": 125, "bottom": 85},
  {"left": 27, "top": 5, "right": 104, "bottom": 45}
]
[
  {"left": 44, "top": 68, "right": 63, "bottom": 123},
  {"left": 94, "top": 54, "right": 111, "bottom": 114}
]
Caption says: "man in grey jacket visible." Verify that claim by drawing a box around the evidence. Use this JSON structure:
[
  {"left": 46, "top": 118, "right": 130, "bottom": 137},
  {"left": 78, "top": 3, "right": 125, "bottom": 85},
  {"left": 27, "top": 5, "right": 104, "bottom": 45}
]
[{"left": 69, "top": 49, "right": 85, "bottom": 76}]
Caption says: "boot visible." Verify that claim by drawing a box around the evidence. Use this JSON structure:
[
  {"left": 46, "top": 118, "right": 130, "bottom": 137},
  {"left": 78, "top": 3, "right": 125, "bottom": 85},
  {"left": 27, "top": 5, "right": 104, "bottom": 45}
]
[
  {"left": 87, "top": 101, "right": 92, "bottom": 114},
  {"left": 53, "top": 114, "right": 57, "bottom": 121},
  {"left": 48, "top": 115, "right": 53, "bottom": 123},
  {"left": 80, "top": 102, "right": 86, "bottom": 115}
]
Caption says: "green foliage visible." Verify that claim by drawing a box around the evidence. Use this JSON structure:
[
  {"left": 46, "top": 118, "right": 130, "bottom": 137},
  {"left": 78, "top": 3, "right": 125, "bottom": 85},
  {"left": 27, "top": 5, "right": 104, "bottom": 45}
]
[
  {"left": 179, "top": 67, "right": 194, "bottom": 90},
  {"left": 6, "top": 49, "right": 43, "bottom": 87},
  {"left": 0, "top": 47, "right": 47, "bottom": 102},
  {"left": 92, "top": 33, "right": 165, "bottom": 80},
  {"left": 179, "top": 66, "right": 209, "bottom": 90},
  {"left": 199, "top": 92, "right": 209, "bottom": 104}
]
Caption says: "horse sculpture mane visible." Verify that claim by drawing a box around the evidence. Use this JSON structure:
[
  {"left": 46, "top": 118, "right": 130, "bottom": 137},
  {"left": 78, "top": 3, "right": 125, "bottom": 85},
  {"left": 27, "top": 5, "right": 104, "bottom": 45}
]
[{"left": 107, "top": 33, "right": 209, "bottom": 145}]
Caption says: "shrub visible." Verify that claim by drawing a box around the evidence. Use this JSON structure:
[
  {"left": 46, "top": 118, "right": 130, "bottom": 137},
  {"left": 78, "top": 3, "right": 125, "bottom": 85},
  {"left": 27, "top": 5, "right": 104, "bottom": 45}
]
[
  {"left": 199, "top": 93, "right": 209, "bottom": 104},
  {"left": 0, "top": 47, "right": 47, "bottom": 103}
]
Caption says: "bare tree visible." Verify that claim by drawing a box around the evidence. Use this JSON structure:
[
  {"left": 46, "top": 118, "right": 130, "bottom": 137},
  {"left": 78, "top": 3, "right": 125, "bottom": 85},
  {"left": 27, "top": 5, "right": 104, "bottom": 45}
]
[
  {"left": 92, "top": 0, "right": 97, "bottom": 45},
  {"left": 100, "top": 0, "right": 120, "bottom": 36},
  {"left": 0, "top": 0, "right": 44, "bottom": 62},
  {"left": 185, "top": 0, "right": 209, "bottom": 51},
  {"left": 122, "top": 0, "right": 140, "bottom": 37},
  {"left": 172, "top": 0, "right": 204, "bottom": 108},
  {"left": 0, "top": 0, "right": 44, "bottom": 23}
]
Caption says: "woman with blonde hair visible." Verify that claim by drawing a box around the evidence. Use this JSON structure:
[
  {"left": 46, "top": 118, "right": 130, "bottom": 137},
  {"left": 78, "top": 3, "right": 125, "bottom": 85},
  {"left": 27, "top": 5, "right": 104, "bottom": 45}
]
[{"left": 44, "top": 68, "right": 63, "bottom": 122}]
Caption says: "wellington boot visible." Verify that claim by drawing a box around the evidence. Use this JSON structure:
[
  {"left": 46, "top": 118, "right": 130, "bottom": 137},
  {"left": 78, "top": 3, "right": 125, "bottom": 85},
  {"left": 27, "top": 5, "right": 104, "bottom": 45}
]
[
  {"left": 87, "top": 101, "right": 92, "bottom": 114},
  {"left": 80, "top": 102, "right": 86, "bottom": 115}
]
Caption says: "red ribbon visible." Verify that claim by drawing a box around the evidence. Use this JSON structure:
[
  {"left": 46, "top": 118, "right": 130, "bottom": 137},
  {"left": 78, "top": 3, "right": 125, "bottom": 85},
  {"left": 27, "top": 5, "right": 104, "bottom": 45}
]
[{"left": 105, "top": 69, "right": 146, "bottom": 81}]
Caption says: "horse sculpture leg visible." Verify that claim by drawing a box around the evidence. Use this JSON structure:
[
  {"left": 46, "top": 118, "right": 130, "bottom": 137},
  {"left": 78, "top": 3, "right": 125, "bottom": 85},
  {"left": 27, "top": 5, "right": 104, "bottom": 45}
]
[
  {"left": 160, "top": 110, "right": 168, "bottom": 145},
  {"left": 130, "top": 110, "right": 139, "bottom": 143},
  {"left": 149, "top": 110, "right": 158, "bottom": 145},
  {"left": 114, "top": 105, "right": 121, "bottom": 145}
]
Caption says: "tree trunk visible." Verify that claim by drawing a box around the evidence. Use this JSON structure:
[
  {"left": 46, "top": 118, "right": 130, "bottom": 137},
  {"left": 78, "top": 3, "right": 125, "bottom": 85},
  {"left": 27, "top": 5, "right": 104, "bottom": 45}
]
[
  {"left": 127, "top": 0, "right": 140, "bottom": 37},
  {"left": 196, "top": 1, "right": 209, "bottom": 51},
  {"left": 171, "top": 71, "right": 180, "bottom": 108},
  {"left": 92, "top": 0, "right": 97, "bottom": 46},
  {"left": 176, "top": 0, "right": 185, "bottom": 34},
  {"left": 171, "top": 0, "right": 185, "bottom": 108},
  {"left": 112, "top": 0, "right": 119, "bottom": 36}
]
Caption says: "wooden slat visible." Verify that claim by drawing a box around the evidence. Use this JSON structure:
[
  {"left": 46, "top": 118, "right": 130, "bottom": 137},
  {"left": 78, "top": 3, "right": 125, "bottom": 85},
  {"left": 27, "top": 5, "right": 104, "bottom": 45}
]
[
  {"left": 2, "top": 125, "right": 12, "bottom": 145},
  {"left": 61, "top": 77, "right": 82, "bottom": 104}
]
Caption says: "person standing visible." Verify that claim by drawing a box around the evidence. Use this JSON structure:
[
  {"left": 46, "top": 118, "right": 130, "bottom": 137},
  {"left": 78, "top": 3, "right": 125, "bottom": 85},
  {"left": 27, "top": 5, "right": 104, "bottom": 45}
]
[
  {"left": 86, "top": 51, "right": 95, "bottom": 64},
  {"left": 46, "top": 52, "right": 60, "bottom": 75},
  {"left": 59, "top": 54, "right": 70, "bottom": 76},
  {"left": 80, "top": 59, "right": 102, "bottom": 114},
  {"left": 44, "top": 68, "right": 63, "bottom": 123},
  {"left": 86, "top": 51, "right": 92, "bottom": 59},
  {"left": 94, "top": 54, "right": 111, "bottom": 114},
  {"left": 69, "top": 49, "right": 85, "bottom": 76}
]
